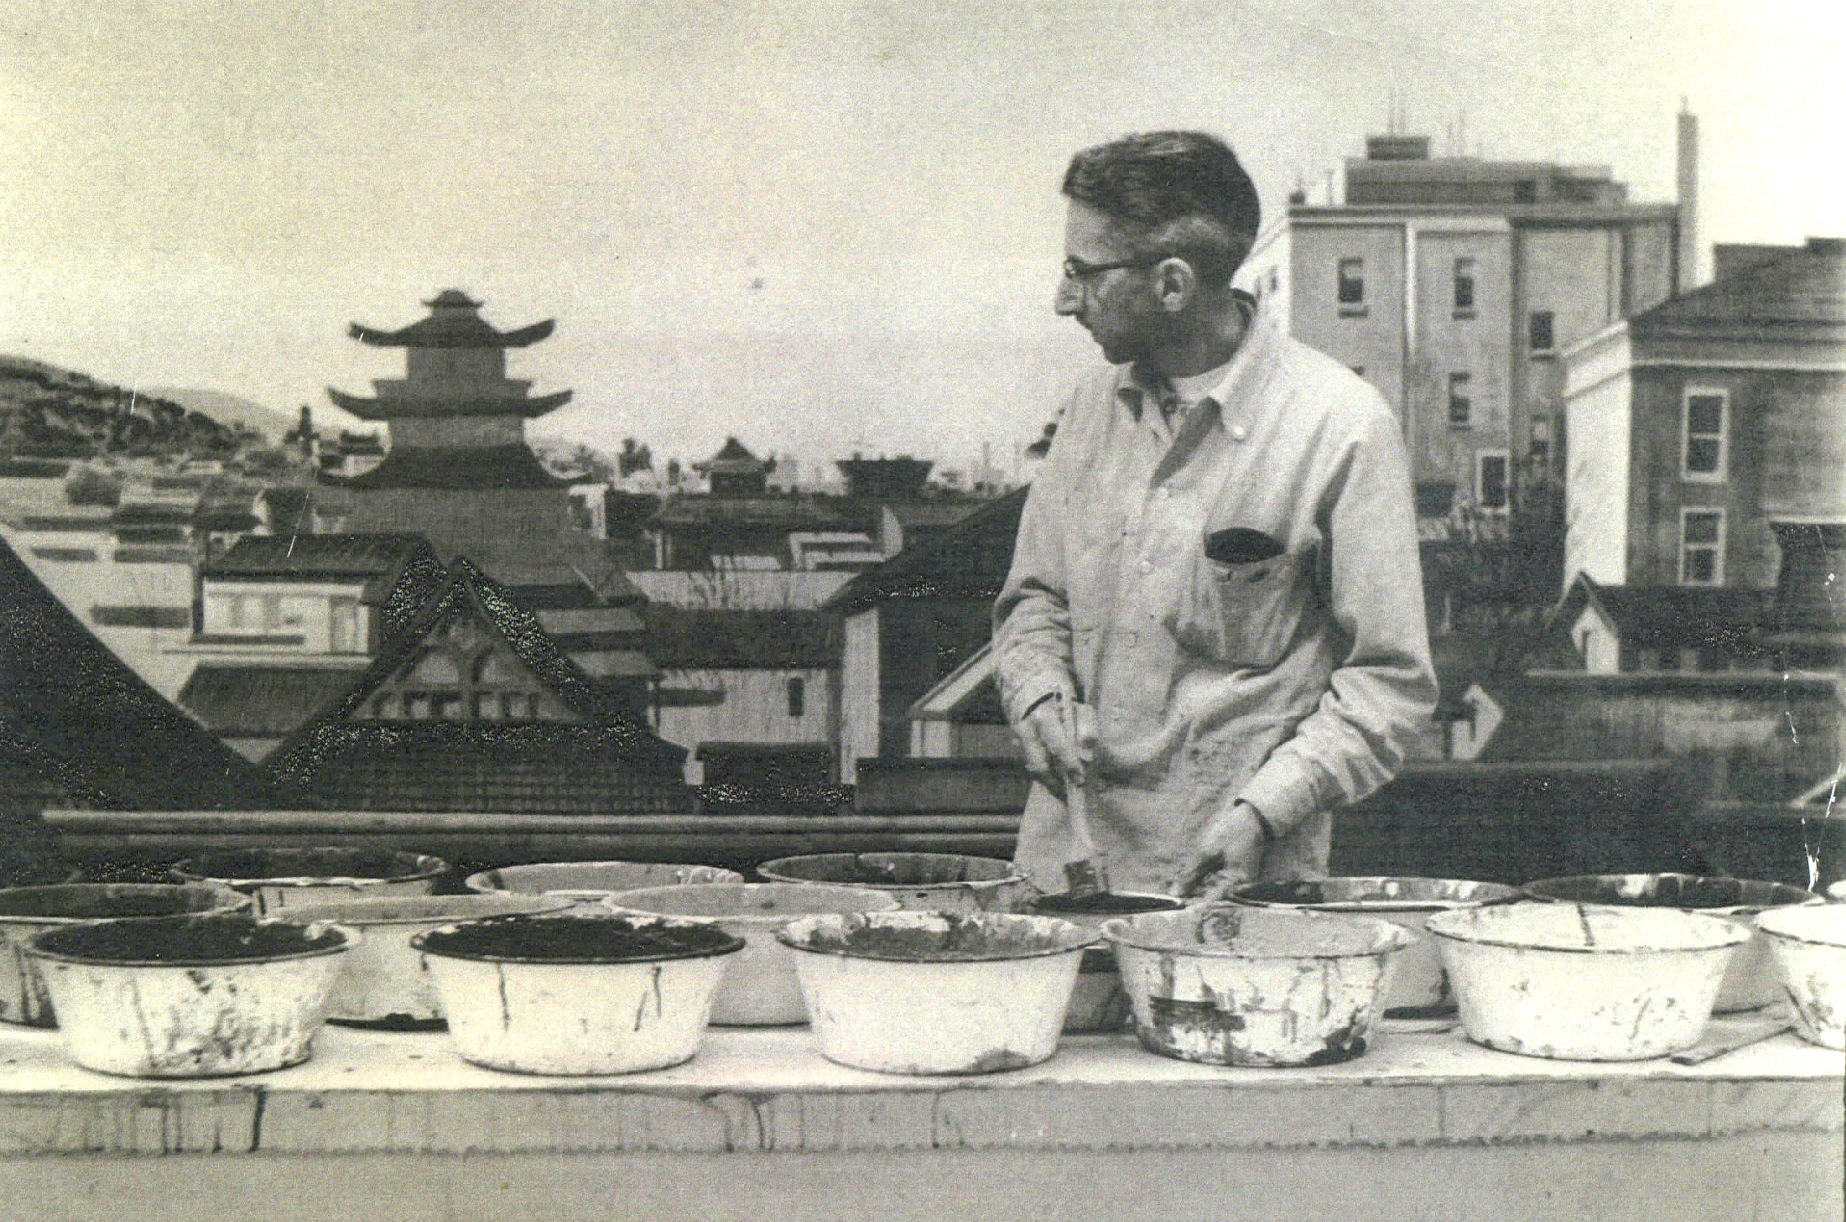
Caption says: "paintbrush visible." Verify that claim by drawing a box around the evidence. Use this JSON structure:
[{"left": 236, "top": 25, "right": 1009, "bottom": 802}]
[{"left": 1062, "top": 701, "right": 1108, "bottom": 898}]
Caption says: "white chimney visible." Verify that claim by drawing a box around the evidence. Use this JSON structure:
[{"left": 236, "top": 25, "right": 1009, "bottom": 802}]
[{"left": 1676, "top": 103, "right": 1700, "bottom": 289}]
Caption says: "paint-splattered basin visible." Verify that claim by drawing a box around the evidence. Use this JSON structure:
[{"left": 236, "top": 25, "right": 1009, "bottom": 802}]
[
  {"left": 776, "top": 911, "right": 1096, "bottom": 1074},
  {"left": 173, "top": 848, "right": 448, "bottom": 914},
  {"left": 1103, "top": 906, "right": 1412, "bottom": 1067},
  {"left": 26, "top": 913, "right": 352, "bottom": 1078},
  {"left": 283, "top": 893, "right": 575, "bottom": 1027},
  {"left": 0, "top": 883, "right": 250, "bottom": 1028},
  {"left": 462, "top": 861, "right": 744, "bottom": 910},
  {"left": 1427, "top": 902, "right": 1750, "bottom": 1061},
  {"left": 1522, "top": 874, "right": 1823, "bottom": 1011},
  {"left": 606, "top": 883, "right": 899, "bottom": 1025},
  {"left": 1227, "top": 877, "right": 1520, "bottom": 1017},
  {"left": 757, "top": 853, "right": 1034, "bottom": 914},
  {"left": 1754, "top": 904, "right": 1846, "bottom": 1049},
  {"left": 1023, "top": 892, "right": 1188, "bottom": 1032},
  {"left": 412, "top": 914, "right": 744, "bottom": 1075}
]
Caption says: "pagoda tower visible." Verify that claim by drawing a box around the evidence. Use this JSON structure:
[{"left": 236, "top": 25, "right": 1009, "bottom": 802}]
[{"left": 319, "top": 290, "right": 655, "bottom": 708}]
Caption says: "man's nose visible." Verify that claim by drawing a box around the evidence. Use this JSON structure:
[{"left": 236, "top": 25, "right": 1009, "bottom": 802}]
[{"left": 1054, "top": 276, "right": 1083, "bottom": 315}]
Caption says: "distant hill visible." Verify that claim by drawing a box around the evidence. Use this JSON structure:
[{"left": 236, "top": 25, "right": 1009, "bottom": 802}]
[
  {"left": 145, "top": 387, "right": 298, "bottom": 442},
  {"left": 0, "top": 356, "right": 245, "bottom": 458}
]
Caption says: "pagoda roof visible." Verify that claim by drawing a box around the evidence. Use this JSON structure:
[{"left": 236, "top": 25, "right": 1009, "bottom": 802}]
[
  {"left": 326, "top": 387, "right": 573, "bottom": 419},
  {"left": 347, "top": 290, "right": 557, "bottom": 349},
  {"left": 322, "top": 445, "right": 574, "bottom": 491}
]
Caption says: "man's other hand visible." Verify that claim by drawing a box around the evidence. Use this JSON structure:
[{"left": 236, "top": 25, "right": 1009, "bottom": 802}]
[
  {"left": 1013, "top": 693, "right": 1090, "bottom": 798},
  {"left": 1181, "top": 801, "right": 1269, "bottom": 899}
]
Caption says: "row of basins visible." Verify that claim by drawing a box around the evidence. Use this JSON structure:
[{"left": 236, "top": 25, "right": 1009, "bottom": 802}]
[{"left": 3, "top": 848, "right": 1845, "bottom": 1078}]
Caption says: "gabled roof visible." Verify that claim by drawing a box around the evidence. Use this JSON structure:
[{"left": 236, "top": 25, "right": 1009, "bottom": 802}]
[
  {"left": 825, "top": 486, "right": 1027, "bottom": 616},
  {"left": 267, "top": 556, "right": 685, "bottom": 809},
  {"left": 905, "top": 640, "right": 1005, "bottom": 725},
  {"left": 644, "top": 607, "right": 842, "bottom": 669},
  {"left": 179, "top": 665, "right": 368, "bottom": 737},
  {"left": 0, "top": 534, "right": 310, "bottom": 810},
  {"left": 1630, "top": 237, "right": 1846, "bottom": 332},
  {"left": 1552, "top": 573, "right": 1775, "bottom": 653}
]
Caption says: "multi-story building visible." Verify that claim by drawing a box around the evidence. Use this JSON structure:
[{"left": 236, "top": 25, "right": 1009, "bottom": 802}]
[
  {"left": 1560, "top": 236, "right": 1845, "bottom": 663},
  {"left": 1243, "top": 116, "right": 1695, "bottom": 525}
]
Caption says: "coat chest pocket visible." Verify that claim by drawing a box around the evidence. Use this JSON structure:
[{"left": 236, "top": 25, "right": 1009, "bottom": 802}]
[{"left": 1166, "top": 543, "right": 1316, "bottom": 669}]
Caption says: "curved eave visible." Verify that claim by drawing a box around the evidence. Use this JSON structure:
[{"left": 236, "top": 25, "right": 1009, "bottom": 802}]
[
  {"left": 347, "top": 319, "right": 556, "bottom": 348},
  {"left": 327, "top": 387, "right": 573, "bottom": 419}
]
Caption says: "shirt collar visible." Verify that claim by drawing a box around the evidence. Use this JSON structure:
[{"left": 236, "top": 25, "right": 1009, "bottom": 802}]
[{"left": 1115, "top": 290, "right": 1268, "bottom": 432}]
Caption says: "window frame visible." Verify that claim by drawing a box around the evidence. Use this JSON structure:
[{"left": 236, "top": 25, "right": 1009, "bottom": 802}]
[
  {"left": 1678, "top": 506, "right": 1726, "bottom": 586},
  {"left": 787, "top": 676, "right": 806, "bottom": 718},
  {"left": 1336, "top": 257, "right": 1366, "bottom": 316},
  {"left": 1528, "top": 309, "right": 1556, "bottom": 354},
  {"left": 1680, "top": 386, "right": 1729, "bottom": 483},
  {"left": 1452, "top": 256, "right": 1476, "bottom": 317},
  {"left": 1447, "top": 372, "right": 1473, "bottom": 429},
  {"left": 1475, "top": 448, "right": 1511, "bottom": 513}
]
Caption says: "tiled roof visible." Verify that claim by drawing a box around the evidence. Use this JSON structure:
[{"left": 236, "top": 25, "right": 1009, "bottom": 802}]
[
  {"left": 1631, "top": 237, "right": 1846, "bottom": 331},
  {"left": 651, "top": 494, "right": 854, "bottom": 529},
  {"left": 825, "top": 487, "right": 1026, "bottom": 616},
  {"left": 0, "top": 534, "right": 309, "bottom": 810},
  {"left": 204, "top": 532, "right": 436, "bottom": 580},
  {"left": 347, "top": 293, "right": 557, "bottom": 349},
  {"left": 643, "top": 607, "right": 842, "bottom": 669},
  {"left": 265, "top": 722, "right": 690, "bottom": 814},
  {"left": 327, "top": 445, "right": 572, "bottom": 490},
  {"left": 179, "top": 665, "right": 367, "bottom": 736}
]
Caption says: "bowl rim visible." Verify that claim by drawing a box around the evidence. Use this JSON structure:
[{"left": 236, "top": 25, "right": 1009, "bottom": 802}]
[
  {"left": 606, "top": 881, "right": 903, "bottom": 922},
  {"left": 410, "top": 913, "right": 746, "bottom": 964},
  {"left": 774, "top": 910, "right": 1099, "bottom": 962},
  {"left": 0, "top": 882, "right": 250, "bottom": 924},
  {"left": 173, "top": 848, "right": 449, "bottom": 888},
  {"left": 755, "top": 851, "right": 1027, "bottom": 891},
  {"left": 23, "top": 914, "right": 353, "bottom": 967},
  {"left": 1100, "top": 906, "right": 1415, "bottom": 959},
  {"left": 1754, "top": 903, "right": 1846, "bottom": 948},
  {"left": 1425, "top": 902, "right": 1754, "bottom": 954},
  {"left": 1226, "top": 875, "right": 1522, "bottom": 912},
  {"left": 280, "top": 893, "right": 575, "bottom": 926},
  {"left": 1521, "top": 872, "right": 1823, "bottom": 913},
  {"left": 462, "top": 862, "right": 744, "bottom": 894}
]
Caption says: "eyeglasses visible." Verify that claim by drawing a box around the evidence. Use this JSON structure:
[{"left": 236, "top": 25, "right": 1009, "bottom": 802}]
[{"left": 1061, "top": 254, "right": 1163, "bottom": 282}]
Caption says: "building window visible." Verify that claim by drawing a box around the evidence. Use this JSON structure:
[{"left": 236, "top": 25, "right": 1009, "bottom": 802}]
[
  {"left": 1529, "top": 310, "right": 1555, "bottom": 353},
  {"left": 1452, "top": 257, "right": 1475, "bottom": 315},
  {"left": 1679, "top": 508, "right": 1725, "bottom": 585},
  {"left": 1682, "top": 388, "right": 1728, "bottom": 481},
  {"left": 787, "top": 676, "right": 806, "bottom": 718},
  {"left": 1476, "top": 450, "right": 1510, "bottom": 512},
  {"left": 1337, "top": 257, "right": 1365, "bottom": 315},
  {"left": 1530, "top": 416, "right": 1552, "bottom": 468},
  {"left": 1448, "top": 373, "right": 1472, "bottom": 427}
]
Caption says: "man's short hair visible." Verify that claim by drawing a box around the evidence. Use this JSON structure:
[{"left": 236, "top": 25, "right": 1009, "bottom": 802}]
[{"left": 1062, "top": 131, "right": 1260, "bottom": 287}]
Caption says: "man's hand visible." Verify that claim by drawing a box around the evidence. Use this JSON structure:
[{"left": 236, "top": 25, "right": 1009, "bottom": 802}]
[
  {"left": 1181, "top": 800, "right": 1270, "bottom": 899},
  {"left": 1013, "top": 692, "right": 1091, "bottom": 799}
]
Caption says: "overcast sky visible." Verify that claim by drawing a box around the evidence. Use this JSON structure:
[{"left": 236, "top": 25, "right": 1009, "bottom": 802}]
[{"left": 1, "top": 1, "right": 1839, "bottom": 477}]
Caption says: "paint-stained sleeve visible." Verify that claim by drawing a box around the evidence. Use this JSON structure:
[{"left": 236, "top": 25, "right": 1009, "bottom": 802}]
[
  {"left": 992, "top": 386, "right": 1084, "bottom": 725},
  {"left": 1236, "top": 396, "right": 1439, "bottom": 833}
]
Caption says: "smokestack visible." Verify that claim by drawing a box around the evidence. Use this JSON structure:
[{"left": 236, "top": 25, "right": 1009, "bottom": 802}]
[{"left": 1677, "top": 102, "right": 1699, "bottom": 289}]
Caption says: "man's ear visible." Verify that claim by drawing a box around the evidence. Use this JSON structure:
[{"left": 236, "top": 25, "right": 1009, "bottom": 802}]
[{"left": 1152, "top": 258, "right": 1196, "bottom": 313}]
